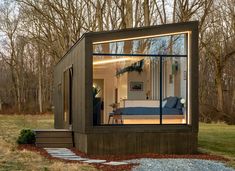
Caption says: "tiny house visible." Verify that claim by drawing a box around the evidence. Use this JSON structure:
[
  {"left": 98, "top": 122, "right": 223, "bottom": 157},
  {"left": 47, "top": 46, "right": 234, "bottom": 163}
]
[{"left": 53, "top": 21, "right": 199, "bottom": 155}]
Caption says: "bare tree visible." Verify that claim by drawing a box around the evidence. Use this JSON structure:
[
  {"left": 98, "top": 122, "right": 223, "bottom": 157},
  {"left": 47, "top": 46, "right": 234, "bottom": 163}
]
[
  {"left": 0, "top": 0, "right": 234, "bottom": 123},
  {"left": 0, "top": 1, "right": 24, "bottom": 112}
]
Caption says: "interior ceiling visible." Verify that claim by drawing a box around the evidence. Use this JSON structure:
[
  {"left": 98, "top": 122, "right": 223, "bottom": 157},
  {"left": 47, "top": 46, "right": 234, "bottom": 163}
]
[{"left": 93, "top": 56, "right": 144, "bottom": 65}]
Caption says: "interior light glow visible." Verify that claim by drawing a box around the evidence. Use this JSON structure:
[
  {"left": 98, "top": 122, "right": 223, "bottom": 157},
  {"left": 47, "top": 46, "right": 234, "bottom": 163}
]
[
  {"left": 93, "top": 31, "right": 191, "bottom": 44},
  {"left": 93, "top": 58, "right": 131, "bottom": 65},
  {"left": 187, "top": 31, "right": 192, "bottom": 125}
]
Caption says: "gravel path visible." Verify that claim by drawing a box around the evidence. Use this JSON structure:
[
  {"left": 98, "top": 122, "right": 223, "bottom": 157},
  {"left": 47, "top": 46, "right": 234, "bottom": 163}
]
[
  {"left": 125, "top": 159, "right": 235, "bottom": 171},
  {"left": 44, "top": 148, "right": 234, "bottom": 170}
]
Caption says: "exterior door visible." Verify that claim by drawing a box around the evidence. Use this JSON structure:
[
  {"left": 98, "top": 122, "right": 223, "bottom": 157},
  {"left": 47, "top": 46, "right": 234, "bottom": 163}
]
[{"left": 63, "top": 67, "right": 73, "bottom": 129}]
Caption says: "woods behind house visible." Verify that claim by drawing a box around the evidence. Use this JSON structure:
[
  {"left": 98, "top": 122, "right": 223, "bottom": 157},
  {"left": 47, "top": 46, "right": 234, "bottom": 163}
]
[{"left": 0, "top": 0, "right": 234, "bottom": 124}]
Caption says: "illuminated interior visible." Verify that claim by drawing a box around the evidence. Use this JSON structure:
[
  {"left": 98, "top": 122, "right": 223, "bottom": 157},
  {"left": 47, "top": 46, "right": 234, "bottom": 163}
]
[{"left": 92, "top": 32, "right": 189, "bottom": 125}]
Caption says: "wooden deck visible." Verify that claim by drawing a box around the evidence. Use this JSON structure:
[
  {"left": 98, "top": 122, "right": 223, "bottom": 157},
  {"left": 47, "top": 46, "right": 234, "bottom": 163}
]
[{"left": 34, "top": 129, "right": 73, "bottom": 148}]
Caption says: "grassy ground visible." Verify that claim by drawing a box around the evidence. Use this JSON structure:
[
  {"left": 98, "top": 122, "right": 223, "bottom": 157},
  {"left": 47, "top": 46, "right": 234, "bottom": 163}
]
[
  {"left": 0, "top": 114, "right": 97, "bottom": 171},
  {"left": 199, "top": 122, "right": 235, "bottom": 168},
  {"left": 0, "top": 114, "right": 234, "bottom": 170}
]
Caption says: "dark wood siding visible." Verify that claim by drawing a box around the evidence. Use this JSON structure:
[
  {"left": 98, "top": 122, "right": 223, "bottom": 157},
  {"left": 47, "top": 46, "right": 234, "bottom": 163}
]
[
  {"left": 74, "top": 132, "right": 197, "bottom": 155},
  {"left": 85, "top": 21, "right": 199, "bottom": 134},
  {"left": 54, "top": 38, "right": 86, "bottom": 133},
  {"left": 54, "top": 21, "right": 199, "bottom": 154}
]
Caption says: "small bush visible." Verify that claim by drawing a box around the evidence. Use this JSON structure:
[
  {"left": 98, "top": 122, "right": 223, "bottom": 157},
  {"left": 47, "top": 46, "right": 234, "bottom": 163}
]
[{"left": 17, "top": 129, "right": 36, "bottom": 144}]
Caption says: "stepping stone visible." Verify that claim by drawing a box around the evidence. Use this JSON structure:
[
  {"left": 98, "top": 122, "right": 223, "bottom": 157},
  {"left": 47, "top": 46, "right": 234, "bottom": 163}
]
[
  {"left": 44, "top": 148, "right": 69, "bottom": 151},
  {"left": 46, "top": 150, "right": 72, "bottom": 153},
  {"left": 45, "top": 148, "right": 77, "bottom": 157},
  {"left": 49, "top": 151, "right": 75, "bottom": 154},
  {"left": 49, "top": 152, "right": 75, "bottom": 155},
  {"left": 104, "top": 161, "right": 128, "bottom": 166},
  {"left": 83, "top": 159, "right": 106, "bottom": 164},
  {"left": 47, "top": 151, "right": 73, "bottom": 154},
  {"left": 44, "top": 147, "right": 108, "bottom": 163},
  {"left": 44, "top": 148, "right": 68, "bottom": 150},
  {"left": 63, "top": 157, "right": 89, "bottom": 161},
  {"left": 46, "top": 149, "right": 71, "bottom": 151},
  {"left": 55, "top": 156, "right": 79, "bottom": 158},
  {"left": 47, "top": 150, "right": 74, "bottom": 152},
  {"left": 51, "top": 154, "right": 77, "bottom": 157},
  {"left": 54, "top": 155, "right": 89, "bottom": 161},
  {"left": 54, "top": 155, "right": 79, "bottom": 158}
]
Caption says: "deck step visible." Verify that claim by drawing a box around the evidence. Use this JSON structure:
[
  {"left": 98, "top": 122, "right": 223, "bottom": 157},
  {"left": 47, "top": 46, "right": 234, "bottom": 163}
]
[
  {"left": 34, "top": 129, "right": 73, "bottom": 148},
  {"left": 36, "top": 143, "right": 73, "bottom": 148}
]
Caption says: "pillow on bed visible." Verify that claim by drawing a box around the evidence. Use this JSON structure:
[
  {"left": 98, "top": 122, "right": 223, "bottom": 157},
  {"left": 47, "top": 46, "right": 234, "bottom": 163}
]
[
  {"left": 164, "top": 96, "right": 178, "bottom": 108},
  {"left": 162, "top": 99, "right": 167, "bottom": 107},
  {"left": 175, "top": 98, "right": 183, "bottom": 109}
]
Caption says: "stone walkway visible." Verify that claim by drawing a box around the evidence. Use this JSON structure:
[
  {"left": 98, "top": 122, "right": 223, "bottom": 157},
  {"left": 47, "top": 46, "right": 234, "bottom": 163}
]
[{"left": 44, "top": 148, "right": 128, "bottom": 166}]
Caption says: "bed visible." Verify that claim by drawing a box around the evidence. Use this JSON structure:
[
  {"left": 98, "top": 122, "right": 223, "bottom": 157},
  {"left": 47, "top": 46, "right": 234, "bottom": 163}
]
[{"left": 113, "top": 97, "right": 186, "bottom": 124}]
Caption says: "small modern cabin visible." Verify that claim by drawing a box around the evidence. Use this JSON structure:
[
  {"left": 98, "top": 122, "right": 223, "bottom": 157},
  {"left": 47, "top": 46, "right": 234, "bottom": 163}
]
[{"left": 53, "top": 21, "right": 199, "bottom": 155}]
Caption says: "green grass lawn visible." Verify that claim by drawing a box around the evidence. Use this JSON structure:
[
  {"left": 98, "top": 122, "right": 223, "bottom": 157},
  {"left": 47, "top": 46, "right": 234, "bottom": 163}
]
[
  {"left": 199, "top": 122, "right": 235, "bottom": 168},
  {"left": 0, "top": 114, "right": 234, "bottom": 170},
  {"left": 0, "top": 114, "right": 97, "bottom": 171}
]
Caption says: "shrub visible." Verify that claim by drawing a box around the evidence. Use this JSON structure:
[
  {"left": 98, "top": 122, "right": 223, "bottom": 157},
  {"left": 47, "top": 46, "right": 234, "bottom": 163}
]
[{"left": 17, "top": 129, "right": 36, "bottom": 144}]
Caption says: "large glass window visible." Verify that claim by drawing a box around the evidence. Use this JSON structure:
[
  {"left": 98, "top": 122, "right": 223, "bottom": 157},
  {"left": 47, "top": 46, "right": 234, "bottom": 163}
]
[{"left": 92, "top": 33, "right": 189, "bottom": 125}]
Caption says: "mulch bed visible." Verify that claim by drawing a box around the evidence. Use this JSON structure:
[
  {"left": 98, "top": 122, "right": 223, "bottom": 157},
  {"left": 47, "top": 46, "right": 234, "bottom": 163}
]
[
  {"left": 17, "top": 145, "right": 135, "bottom": 171},
  {"left": 18, "top": 145, "right": 229, "bottom": 171}
]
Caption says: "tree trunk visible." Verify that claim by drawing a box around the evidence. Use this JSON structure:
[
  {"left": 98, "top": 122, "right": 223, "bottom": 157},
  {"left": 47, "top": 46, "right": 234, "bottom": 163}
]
[
  {"left": 96, "top": 0, "right": 103, "bottom": 31},
  {"left": 38, "top": 68, "right": 43, "bottom": 113},
  {"left": 230, "top": 89, "right": 235, "bottom": 116},
  {"left": 143, "top": 0, "right": 150, "bottom": 26},
  {"left": 16, "top": 75, "right": 21, "bottom": 112},
  {"left": 216, "top": 71, "right": 223, "bottom": 112},
  {"left": 38, "top": 48, "right": 43, "bottom": 113},
  {"left": 123, "top": 0, "right": 133, "bottom": 53}
]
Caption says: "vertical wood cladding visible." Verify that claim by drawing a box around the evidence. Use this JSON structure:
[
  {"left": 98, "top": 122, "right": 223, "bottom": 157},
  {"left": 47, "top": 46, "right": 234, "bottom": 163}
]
[
  {"left": 54, "top": 21, "right": 199, "bottom": 155},
  {"left": 74, "top": 132, "right": 197, "bottom": 155}
]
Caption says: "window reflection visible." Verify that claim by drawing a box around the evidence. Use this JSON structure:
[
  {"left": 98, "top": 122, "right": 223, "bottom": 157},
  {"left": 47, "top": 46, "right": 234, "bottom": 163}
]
[{"left": 92, "top": 33, "right": 188, "bottom": 125}]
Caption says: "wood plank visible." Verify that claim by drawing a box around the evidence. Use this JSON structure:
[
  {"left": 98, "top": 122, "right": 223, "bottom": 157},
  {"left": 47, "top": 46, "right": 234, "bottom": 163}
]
[
  {"left": 36, "top": 143, "right": 73, "bottom": 148},
  {"left": 36, "top": 137, "right": 73, "bottom": 144},
  {"left": 35, "top": 132, "right": 72, "bottom": 138},
  {"left": 85, "top": 132, "right": 197, "bottom": 155}
]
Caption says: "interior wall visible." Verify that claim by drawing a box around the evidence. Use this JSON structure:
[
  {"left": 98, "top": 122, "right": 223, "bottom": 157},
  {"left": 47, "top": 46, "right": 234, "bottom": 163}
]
[
  {"left": 149, "top": 59, "right": 187, "bottom": 100},
  {"left": 150, "top": 60, "right": 160, "bottom": 100},
  {"left": 117, "top": 73, "right": 128, "bottom": 105},
  {"left": 145, "top": 63, "right": 151, "bottom": 99},
  {"left": 180, "top": 59, "right": 187, "bottom": 100},
  {"left": 93, "top": 66, "right": 116, "bottom": 123},
  {"left": 163, "top": 59, "right": 187, "bottom": 100},
  {"left": 127, "top": 69, "right": 148, "bottom": 100},
  {"left": 165, "top": 60, "right": 174, "bottom": 98}
]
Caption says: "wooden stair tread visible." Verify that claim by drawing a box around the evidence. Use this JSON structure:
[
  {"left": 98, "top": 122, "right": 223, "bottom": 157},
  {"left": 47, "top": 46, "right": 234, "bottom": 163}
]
[
  {"left": 34, "top": 129, "right": 71, "bottom": 132},
  {"left": 36, "top": 144, "right": 73, "bottom": 148},
  {"left": 34, "top": 129, "right": 74, "bottom": 148}
]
